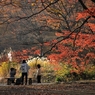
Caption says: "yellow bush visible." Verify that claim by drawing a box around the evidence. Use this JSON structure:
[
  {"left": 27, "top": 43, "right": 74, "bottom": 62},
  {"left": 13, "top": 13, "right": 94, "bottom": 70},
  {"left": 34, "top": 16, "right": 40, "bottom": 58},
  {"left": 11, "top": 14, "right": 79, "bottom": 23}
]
[{"left": 0, "top": 62, "right": 9, "bottom": 77}]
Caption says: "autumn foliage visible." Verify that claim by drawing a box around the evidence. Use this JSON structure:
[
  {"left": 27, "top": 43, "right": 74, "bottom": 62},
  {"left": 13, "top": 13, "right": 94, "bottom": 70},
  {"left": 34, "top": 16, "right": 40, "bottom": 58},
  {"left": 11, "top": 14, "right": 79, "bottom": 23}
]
[{"left": 0, "top": 0, "right": 95, "bottom": 81}]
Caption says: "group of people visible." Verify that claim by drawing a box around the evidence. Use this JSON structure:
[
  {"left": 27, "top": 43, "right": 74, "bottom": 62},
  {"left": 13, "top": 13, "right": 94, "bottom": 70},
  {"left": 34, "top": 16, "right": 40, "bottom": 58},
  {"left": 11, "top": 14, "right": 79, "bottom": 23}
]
[{"left": 9, "top": 60, "right": 41, "bottom": 85}]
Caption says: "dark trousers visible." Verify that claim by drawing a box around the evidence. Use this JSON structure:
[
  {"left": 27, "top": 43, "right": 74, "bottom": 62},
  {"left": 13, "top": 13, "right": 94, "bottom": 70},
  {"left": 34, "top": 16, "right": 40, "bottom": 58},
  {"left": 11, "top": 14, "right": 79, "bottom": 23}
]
[
  {"left": 10, "top": 78, "right": 15, "bottom": 83},
  {"left": 21, "top": 73, "right": 27, "bottom": 85},
  {"left": 37, "top": 75, "right": 41, "bottom": 83},
  {"left": 9, "top": 78, "right": 15, "bottom": 84}
]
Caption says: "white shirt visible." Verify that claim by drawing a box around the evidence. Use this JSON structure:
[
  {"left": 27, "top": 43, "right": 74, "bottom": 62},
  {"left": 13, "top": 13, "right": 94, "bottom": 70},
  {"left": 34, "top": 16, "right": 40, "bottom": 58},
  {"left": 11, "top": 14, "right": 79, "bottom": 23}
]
[{"left": 37, "top": 68, "right": 41, "bottom": 76}]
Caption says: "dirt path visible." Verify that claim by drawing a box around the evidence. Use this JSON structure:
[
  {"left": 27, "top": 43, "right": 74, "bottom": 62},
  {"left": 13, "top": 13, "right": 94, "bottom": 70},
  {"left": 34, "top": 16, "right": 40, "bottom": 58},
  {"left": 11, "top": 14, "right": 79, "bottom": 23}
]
[{"left": 0, "top": 82, "right": 95, "bottom": 95}]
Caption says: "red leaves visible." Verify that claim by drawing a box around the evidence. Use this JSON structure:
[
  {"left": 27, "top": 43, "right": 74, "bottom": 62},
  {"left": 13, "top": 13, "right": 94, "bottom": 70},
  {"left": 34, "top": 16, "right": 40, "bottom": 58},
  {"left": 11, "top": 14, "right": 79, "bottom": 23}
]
[
  {"left": 22, "top": 49, "right": 28, "bottom": 54},
  {"left": 44, "top": 42, "right": 51, "bottom": 46},
  {"left": 55, "top": 32, "right": 63, "bottom": 37},
  {"left": 12, "top": 49, "right": 29, "bottom": 62},
  {"left": 76, "top": 7, "right": 95, "bottom": 21},
  {"left": 48, "top": 54, "right": 60, "bottom": 61},
  {"left": 48, "top": 27, "right": 95, "bottom": 74},
  {"left": 87, "top": 23, "right": 95, "bottom": 32},
  {"left": 34, "top": 50, "right": 40, "bottom": 55},
  {"left": 76, "top": 12, "right": 89, "bottom": 21}
]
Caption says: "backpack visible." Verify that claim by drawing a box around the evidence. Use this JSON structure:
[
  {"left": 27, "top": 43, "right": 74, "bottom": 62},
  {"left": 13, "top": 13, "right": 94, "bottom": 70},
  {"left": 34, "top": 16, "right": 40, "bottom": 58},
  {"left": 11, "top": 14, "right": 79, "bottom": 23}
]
[{"left": 15, "top": 77, "right": 22, "bottom": 85}]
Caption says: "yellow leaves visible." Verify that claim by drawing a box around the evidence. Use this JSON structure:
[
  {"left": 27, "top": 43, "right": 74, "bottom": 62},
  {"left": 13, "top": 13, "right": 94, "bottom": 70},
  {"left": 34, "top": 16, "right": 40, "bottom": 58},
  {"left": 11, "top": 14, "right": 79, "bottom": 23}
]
[
  {"left": 27, "top": 57, "right": 51, "bottom": 69},
  {"left": 50, "top": 0, "right": 54, "bottom": 3},
  {"left": 31, "top": 3, "right": 36, "bottom": 6},
  {"left": 29, "top": 0, "right": 39, "bottom": 6},
  {"left": 0, "top": 62, "right": 9, "bottom": 77},
  {"left": 0, "top": 66, "right": 3, "bottom": 77},
  {"left": 84, "top": 64, "right": 95, "bottom": 77},
  {"left": 56, "top": 63, "right": 71, "bottom": 76},
  {"left": 50, "top": 8, "right": 62, "bottom": 14}
]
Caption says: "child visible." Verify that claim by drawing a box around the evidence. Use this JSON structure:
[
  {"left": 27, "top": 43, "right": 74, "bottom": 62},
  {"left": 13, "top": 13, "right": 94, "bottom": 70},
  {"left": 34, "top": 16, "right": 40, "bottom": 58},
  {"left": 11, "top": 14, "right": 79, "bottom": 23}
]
[
  {"left": 36, "top": 64, "right": 41, "bottom": 83},
  {"left": 10, "top": 68, "right": 16, "bottom": 84}
]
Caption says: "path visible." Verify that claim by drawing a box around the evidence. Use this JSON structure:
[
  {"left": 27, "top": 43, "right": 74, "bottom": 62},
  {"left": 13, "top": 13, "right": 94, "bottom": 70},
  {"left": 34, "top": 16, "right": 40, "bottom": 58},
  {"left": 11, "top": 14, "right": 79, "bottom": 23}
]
[{"left": 0, "top": 80, "right": 95, "bottom": 95}]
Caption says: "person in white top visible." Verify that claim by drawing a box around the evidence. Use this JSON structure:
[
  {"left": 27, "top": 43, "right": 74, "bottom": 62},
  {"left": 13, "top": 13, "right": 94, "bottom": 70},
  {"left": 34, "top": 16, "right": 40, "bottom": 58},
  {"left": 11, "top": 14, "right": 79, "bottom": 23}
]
[
  {"left": 20, "top": 60, "right": 30, "bottom": 85},
  {"left": 36, "top": 64, "right": 41, "bottom": 83}
]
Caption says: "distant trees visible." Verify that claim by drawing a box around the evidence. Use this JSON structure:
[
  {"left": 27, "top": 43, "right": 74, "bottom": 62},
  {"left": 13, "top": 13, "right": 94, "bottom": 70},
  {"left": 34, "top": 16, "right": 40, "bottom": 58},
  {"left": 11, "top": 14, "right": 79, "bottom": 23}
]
[
  {"left": 0, "top": 0, "right": 94, "bottom": 65},
  {"left": 0, "top": 0, "right": 59, "bottom": 51}
]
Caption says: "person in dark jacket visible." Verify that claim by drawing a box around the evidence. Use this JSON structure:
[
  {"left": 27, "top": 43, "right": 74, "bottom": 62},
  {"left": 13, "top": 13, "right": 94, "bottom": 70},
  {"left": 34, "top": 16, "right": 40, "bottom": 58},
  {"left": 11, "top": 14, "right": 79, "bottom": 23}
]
[{"left": 10, "top": 68, "right": 16, "bottom": 84}]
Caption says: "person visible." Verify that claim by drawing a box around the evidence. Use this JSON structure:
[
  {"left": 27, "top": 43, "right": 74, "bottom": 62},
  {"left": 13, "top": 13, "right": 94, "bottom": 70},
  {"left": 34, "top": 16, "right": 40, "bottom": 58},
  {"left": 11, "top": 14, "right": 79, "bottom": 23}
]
[
  {"left": 10, "top": 68, "right": 16, "bottom": 84},
  {"left": 20, "top": 60, "right": 30, "bottom": 85},
  {"left": 36, "top": 64, "right": 41, "bottom": 83}
]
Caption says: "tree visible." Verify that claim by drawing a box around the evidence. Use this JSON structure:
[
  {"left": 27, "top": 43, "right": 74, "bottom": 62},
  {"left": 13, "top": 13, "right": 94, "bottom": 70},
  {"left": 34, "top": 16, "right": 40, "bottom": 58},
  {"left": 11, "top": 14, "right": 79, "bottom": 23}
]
[
  {"left": 41, "top": 0, "right": 95, "bottom": 73},
  {"left": 0, "top": 0, "right": 94, "bottom": 67},
  {"left": 0, "top": 0, "right": 59, "bottom": 51}
]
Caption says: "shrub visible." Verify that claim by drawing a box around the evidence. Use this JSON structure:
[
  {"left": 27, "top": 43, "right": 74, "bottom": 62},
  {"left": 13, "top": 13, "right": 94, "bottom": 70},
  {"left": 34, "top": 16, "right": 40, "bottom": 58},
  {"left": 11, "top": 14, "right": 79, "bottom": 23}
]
[
  {"left": 55, "top": 63, "right": 72, "bottom": 82},
  {"left": 82, "top": 64, "right": 95, "bottom": 80},
  {"left": 0, "top": 62, "right": 9, "bottom": 77},
  {"left": 0, "top": 61, "right": 20, "bottom": 78}
]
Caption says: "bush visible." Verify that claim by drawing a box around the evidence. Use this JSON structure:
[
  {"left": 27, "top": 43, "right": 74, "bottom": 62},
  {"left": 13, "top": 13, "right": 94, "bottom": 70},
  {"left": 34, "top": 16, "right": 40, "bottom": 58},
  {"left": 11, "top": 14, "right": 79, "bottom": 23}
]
[
  {"left": 55, "top": 63, "right": 72, "bottom": 82},
  {"left": 82, "top": 64, "right": 95, "bottom": 80},
  {"left": 55, "top": 77, "right": 62, "bottom": 82},
  {"left": 0, "top": 61, "right": 20, "bottom": 78},
  {"left": 0, "top": 62, "right": 9, "bottom": 77}
]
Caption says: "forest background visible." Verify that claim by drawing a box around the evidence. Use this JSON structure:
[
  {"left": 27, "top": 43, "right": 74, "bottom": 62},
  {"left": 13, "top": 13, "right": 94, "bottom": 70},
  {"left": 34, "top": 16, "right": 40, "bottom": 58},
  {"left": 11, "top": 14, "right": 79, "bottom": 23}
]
[{"left": 0, "top": 0, "right": 95, "bottom": 83}]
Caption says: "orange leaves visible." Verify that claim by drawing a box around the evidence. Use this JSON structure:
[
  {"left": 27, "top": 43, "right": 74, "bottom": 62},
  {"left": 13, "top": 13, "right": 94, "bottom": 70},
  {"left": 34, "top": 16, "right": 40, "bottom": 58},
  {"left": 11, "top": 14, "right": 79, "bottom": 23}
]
[
  {"left": 48, "top": 54, "right": 60, "bottom": 61},
  {"left": 87, "top": 23, "right": 95, "bottom": 32},
  {"left": 88, "top": 7, "right": 95, "bottom": 16},
  {"left": 48, "top": 28, "right": 95, "bottom": 74},
  {"left": 22, "top": 49, "right": 28, "bottom": 54},
  {"left": 76, "top": 12, "right": 89, "bottom": 21},
  {"left": 52, "top": 39, "right": 58, "bottom": 43},
  {"left": 48, "top": 51, "right": 68, "bottom": 62},
  {"left": 55, "top": 32, "right": 63, "bottom": 37},
  {"left": 13, "top": 50, "right": 29, "bottom": 62},
  {"left": 86, "top": 53, "right": 95, "bottom": 58},
  {"left": 76, "top": 7, "right": 95, "bottom": 21},
  {"left": 76, "top": 33, "right": 95, "bottom": 48},
  {"left": 48, "top": 44, "right": 73, "bottom": 62},
  {"left": 44, "top": 42, "right": 51, "bottom": 46},
  {"left": 34, "top": 50, "right": 40, "bottom": 55},
  {"left": 14, "top": 51, "right": 21, "bottom": 56}
]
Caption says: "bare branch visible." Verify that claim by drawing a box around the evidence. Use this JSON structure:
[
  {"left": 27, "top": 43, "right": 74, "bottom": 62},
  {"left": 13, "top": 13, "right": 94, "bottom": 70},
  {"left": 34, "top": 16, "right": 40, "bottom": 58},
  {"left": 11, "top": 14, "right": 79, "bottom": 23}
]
[{"left": 43, "top": 16, "right": 91, "bottom": 56}]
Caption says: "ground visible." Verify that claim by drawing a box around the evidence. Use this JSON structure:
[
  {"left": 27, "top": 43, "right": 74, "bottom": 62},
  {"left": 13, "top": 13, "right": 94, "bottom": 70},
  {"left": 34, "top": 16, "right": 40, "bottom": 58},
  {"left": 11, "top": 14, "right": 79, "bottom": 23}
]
[{"left": 0, "top": 81, "right": 95, "bottom": 95}]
